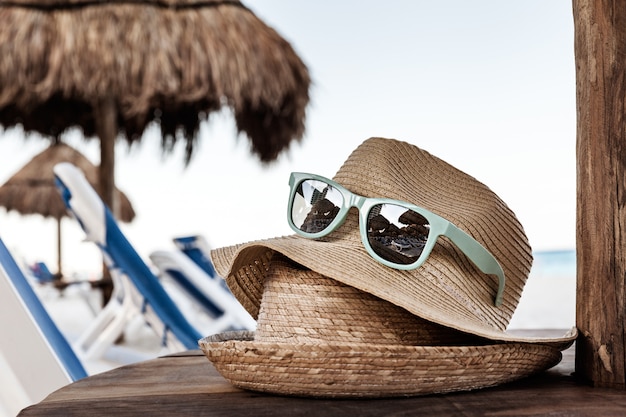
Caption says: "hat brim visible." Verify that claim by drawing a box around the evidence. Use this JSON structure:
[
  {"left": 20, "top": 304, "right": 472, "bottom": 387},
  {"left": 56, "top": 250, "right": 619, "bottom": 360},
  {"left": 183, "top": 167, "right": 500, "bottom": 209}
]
[
  {"left": 211, "top": 240, "right": 577, "bottom": 348},
  {"left": 200, "top": 331, "right": 564, "bottom": 398}
]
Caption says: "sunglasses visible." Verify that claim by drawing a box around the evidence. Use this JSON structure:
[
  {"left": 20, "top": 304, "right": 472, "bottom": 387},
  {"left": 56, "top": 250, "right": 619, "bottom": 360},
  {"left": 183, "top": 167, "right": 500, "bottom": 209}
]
[{"left": 287, "top": 172, "right": 505, "bottom": 306}]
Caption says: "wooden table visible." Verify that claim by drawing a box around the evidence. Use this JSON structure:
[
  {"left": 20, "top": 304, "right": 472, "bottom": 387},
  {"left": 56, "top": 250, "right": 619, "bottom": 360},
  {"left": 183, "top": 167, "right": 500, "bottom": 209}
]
[{"left": 18, "top": 341, "right": 626, "bottom": 416}]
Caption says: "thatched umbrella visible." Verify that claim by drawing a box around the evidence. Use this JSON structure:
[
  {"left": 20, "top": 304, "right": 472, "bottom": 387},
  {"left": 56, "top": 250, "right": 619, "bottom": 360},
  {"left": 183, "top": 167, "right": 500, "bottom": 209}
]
[
  {"left": 0, "top": 142, "right": 136, "bottom": 276},
  {"left": 0, "top": 0, "right": 310, "bottom": 213}
]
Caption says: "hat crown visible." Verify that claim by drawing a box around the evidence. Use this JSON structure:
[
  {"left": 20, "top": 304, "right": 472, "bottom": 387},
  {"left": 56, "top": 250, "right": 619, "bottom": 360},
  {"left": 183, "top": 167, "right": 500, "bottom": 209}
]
[
  {"left": 330, "top": 138, "right": 533, "bottom": 330},
  {"left": 255, "top": 257, "right": 487, "bottom": 346}
]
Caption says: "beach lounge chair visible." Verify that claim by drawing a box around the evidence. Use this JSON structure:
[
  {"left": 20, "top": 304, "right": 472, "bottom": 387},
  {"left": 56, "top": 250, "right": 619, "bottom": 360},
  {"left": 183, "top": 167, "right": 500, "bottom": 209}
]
[
  {"left": 28, "top": 260, "right": 101, "bottom": 318},
  {"left": 0, "top": 236, "right": 87, "bottom": 414},
  {"left": 172, "top": 235, "right": 217, "bottom": 277},
  {"left": 172, "top": 235, "right": 235, "bottom": 293},
  {"left": 29, "top": 261, "right": 62, "bottom": 285},
  {"left": 70, "top": 269, "right": 139, "bottom": 360},
  {"left": 150, "top": 249, "right": 256, "bottom": 334},
  {"left": 172, "top": 234, "right": 235, "bottom": 290},
  {"left": 53, "top": 162, "right": 203, "bottom": 354}
]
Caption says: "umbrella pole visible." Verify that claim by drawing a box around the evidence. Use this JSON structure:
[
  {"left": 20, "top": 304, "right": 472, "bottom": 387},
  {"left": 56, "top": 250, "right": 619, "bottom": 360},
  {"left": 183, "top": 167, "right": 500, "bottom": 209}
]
[
  {"left": 94, "top": 96, "right": 117, "bottom": 307},
  {"left": 95, "top": 96, "right": 116, "bottom": 210},
  {"left": 57, "top": 217, "right": 62, "bottom": 277}
]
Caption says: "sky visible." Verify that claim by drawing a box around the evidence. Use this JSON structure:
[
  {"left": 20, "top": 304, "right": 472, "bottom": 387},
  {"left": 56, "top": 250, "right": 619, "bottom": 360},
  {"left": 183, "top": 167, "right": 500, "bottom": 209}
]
[{"left": 0, "top": 1, "right": 576, "bottom": 277}]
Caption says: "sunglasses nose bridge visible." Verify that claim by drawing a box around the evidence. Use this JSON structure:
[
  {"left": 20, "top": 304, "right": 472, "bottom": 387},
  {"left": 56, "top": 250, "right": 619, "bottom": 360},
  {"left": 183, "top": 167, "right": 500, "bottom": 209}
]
[
  {"left": 345, "top": 194, "right": 371, "bottom": 236},
  {"left": 347, "top": 193, "right": 367, "bottom": 212}
]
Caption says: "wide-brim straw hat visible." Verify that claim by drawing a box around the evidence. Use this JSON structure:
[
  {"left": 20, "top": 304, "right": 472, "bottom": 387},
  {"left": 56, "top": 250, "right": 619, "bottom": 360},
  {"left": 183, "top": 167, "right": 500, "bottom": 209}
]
[
  {"left": 200, "top": 257, "right": 569, "bottom": 398},
  {"left": 210, "top": 137, "right": 575, "bottom": 344}
]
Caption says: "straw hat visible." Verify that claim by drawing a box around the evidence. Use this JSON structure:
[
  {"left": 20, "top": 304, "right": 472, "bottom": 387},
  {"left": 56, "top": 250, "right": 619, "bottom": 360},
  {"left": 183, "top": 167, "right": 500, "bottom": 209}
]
[
  {"left": 200, "top": 257, "right": 566, "bottom": 397},
  {"left": 203, "top": 137, "right": 576, "bottom": 397}
]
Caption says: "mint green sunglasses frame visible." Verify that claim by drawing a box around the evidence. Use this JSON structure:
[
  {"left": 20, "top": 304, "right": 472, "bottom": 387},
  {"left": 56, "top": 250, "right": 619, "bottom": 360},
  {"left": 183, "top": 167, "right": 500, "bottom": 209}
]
[{"left": 287, "top": 172, "right": 505, "bottom": 306}]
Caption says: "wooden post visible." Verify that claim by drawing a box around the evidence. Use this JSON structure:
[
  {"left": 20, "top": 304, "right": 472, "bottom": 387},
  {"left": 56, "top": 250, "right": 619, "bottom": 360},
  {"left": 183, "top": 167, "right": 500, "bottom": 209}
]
[{"left": 574, "top": 0, "right": 626, "bottom": 389}]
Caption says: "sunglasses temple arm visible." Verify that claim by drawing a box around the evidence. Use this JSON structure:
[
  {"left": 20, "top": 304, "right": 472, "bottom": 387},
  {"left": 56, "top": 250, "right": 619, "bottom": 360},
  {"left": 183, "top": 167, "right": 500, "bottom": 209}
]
[{"left": 443, "top": 224, "right": 506, "bottom": 307}]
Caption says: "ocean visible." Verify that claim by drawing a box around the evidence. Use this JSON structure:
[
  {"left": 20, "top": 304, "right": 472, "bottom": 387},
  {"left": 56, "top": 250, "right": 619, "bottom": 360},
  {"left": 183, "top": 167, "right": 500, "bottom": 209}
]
[{"left": 509, "top": 250, "right": 576, "bottom": 329}]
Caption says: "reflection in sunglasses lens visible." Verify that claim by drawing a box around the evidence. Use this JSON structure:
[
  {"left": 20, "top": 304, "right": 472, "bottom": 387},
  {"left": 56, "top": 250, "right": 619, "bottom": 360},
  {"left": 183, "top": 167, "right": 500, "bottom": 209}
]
[
  {"left": 367, "top": 204, "right": 430, "bottom": 265},
  {"left": 291, "top": 180, "right": 343, "bottom": 234}
]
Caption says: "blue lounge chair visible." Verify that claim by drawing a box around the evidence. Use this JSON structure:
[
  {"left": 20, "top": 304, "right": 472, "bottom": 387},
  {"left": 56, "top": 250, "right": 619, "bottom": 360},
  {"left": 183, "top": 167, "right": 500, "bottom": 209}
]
[
  {"left": 172, "top": 235, "right": 232, "bottom": 292},
  {"left": 28, "top": 261, "right": 100, "bottom": 317},
  {"left": 172, "top": 235, "right": 217, "bottom": 278},
  {"left": 53, "top": 163, "right": 203, "bottom": 353},
  {"left": 150, "top": 249, "right": 256, "bottom": 334},
  {"left": 0, "top": 236, "right": 87, "bottom": 413},
  {"left": 29, "top": 261, "right": 62, "bottom": 285}
]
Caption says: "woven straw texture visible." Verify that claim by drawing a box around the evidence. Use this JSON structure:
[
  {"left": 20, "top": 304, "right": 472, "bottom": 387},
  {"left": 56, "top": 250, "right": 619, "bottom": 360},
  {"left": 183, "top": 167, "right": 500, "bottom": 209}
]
[
  {"left": 200, "top": 257, "right": 566, "bottom": 397},
  {"left": 254, "top": 256, "right": 489, "bottom": 346},
  {"left": 211, "top": 138, "right": 576, "bottom": 345},
  {"left": 0, "top": 0, "right": 310, "bottom": 163},
  {"left": 200, "top": 331, "right": 562, "bottom": 398}
]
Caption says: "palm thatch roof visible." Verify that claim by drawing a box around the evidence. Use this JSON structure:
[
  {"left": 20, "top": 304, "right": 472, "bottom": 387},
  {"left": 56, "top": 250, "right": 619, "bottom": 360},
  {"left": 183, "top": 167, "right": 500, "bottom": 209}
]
[
  {"left": 0, "top": 0, "right": 311, "bottom": 162},
  {"left": 0, "top": 142, "right": 135, "bottom": 221}
]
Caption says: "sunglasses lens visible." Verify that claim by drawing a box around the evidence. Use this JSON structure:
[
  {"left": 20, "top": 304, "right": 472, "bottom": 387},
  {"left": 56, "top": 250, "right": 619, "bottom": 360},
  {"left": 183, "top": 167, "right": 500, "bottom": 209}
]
[
  {"left": 291, "top": 179, "right": 344, "bottom": 234},
  {"left": 366, "top": 204, "right": 430, "bottom": 265}
]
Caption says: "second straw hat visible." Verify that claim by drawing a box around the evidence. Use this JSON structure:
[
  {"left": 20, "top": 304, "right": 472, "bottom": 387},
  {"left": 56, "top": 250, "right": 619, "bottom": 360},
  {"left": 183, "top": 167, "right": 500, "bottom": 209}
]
[{"left": 201, "top": 257, "right": 569, "bottom": 397}]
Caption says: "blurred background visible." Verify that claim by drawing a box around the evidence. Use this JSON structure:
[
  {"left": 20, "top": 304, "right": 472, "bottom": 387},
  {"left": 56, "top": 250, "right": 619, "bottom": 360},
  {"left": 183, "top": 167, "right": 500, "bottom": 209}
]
[{"left": 0, "top": 1, "right": 576, "bottom": 327}]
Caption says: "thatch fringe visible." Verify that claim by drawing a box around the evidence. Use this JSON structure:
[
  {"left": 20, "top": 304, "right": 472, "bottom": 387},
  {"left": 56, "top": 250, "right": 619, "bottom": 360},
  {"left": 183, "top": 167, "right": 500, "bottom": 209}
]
[
  {"left": 3, "top": 1, "right": 244, "bottom": 10},
  {"left": 0, "top": 0, "right": 310, "bottom": 162}
]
